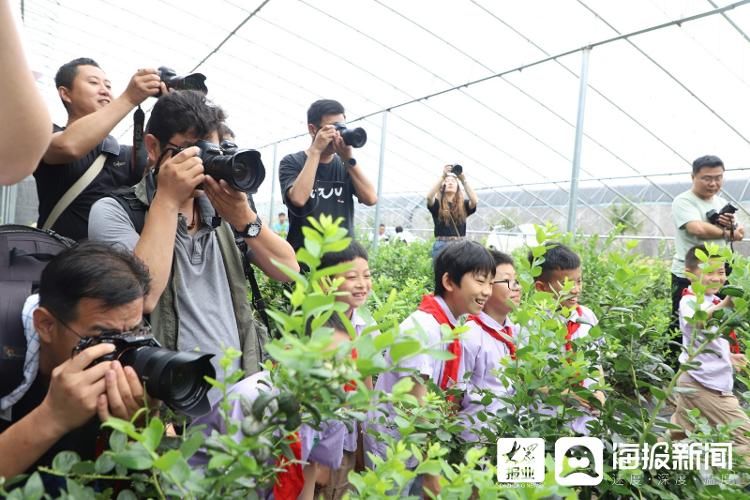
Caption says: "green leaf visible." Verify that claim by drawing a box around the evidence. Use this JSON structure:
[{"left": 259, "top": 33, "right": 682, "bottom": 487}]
[
  {"left": 22, "top": 472, "right": 43, "bottom": 500},
  {"left": 116, "top": 490, "right": 139, "bottom": 500},
  {"left": 208, "top": 452, "right": 234, "bottom": 470},
  {"left": 65, "top": 479, "right": 94, "bottom": 500},
  {"left": 415, "top": 461, "right": 442, "bottom": 475},
  {"left": 109, "top": 429, "right": 128, "bottom": 452},
  {"left": 154, "top": 449, "right": 183, "bottom": 471},
  {"left": 391, "top": 377, "right": 414, "bottom": 395},
  {"left": 390, "top": 339, "right": 421, "bottom": 363},
  {"left": 141, "top": 418, "right": 164, "bottom": 452},
  {"left": 112, "top": 444, "right": 154, "bottom": 470},
  {"left": 95, "top": 453, "right": 116, "bottom": 474},
  {"left": 52, "top": 450, "right": 80, "bottom": 474},
  {"left": 179, "top": 430, "right": 205, "bottom": 459}
]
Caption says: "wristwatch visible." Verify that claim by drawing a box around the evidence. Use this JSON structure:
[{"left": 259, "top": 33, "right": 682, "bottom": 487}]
[
  {"left": 345, "top": 157, "right": 357, "bottom": 168},
  {"left": 239, "top": 216, "right": 262, "bottom": 238}
]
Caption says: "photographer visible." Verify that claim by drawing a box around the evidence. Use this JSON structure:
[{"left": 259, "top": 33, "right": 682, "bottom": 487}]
[
  {"left": 426, "top": 164, "right": 478, "bottom": 259},
  {"left": 88, "top": 91, "right": 298, "bottom": 398},
  {"left": 669, "top": 155, "right": 744, "bottom": 360},
  {"left": 34, "top": 58, "right": 163, "bottom": 241},
  {"left": 0, "top": 242, "right": 150, "bottom": 480},
  {"left": 280, "top": 99, "right": 377, "bottom": 252}
]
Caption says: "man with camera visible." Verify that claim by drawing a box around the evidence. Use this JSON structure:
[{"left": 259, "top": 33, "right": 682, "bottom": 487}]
[
  {"left": 0, "top": 242, "right": 151, "bottom": 480},
  {"left": 34, "top": 58, "right": 163, "bottom": 241},
  {"left": 280, "top": 99, "right": 377, "bottom": 251},
  {"left": 88, "top": 90, "right": 298, "bottom": 396},
  {"left": 670, "top": 155, "right": 745, "bottom": 356}
]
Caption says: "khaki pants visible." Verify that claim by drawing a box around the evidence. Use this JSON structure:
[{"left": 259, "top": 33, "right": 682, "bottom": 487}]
[
  {"left": 671, "top": 376, "right": 750, "bottom": 455},
  {"left": 315, "top": 450, "right": 356, "bottom": 500}
]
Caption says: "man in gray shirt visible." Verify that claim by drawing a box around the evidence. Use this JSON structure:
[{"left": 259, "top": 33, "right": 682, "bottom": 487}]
[
  {"left": 669, "top": 155, "right": 744, "bottom": 363},
  {"left": 88, "top": 91, "right": 298, "bottom": 404}
]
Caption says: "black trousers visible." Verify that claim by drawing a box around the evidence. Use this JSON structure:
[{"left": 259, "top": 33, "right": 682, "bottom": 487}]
[{"left": 668, "top": 273, "right": 691, "bottom": 369}]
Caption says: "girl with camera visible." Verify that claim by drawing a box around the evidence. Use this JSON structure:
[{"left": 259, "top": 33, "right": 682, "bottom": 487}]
[{"left": 426, "top": 164, "right": 478, "bottom": 259}]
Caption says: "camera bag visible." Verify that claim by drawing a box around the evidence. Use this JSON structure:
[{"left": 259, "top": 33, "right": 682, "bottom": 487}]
[{"left": 0, "top": 225, "right": 75, "bottom": 398}]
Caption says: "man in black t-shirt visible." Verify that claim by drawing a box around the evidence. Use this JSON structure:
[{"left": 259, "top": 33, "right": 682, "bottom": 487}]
[
  {"left": 34, "top": 58, "right": 163, "bottom": 241},
  {"left": 0, "top": 243, "right": 151, "bottom": 483},
  {"left": 279, "top": 99, "right": 377, "bottom": 251}
]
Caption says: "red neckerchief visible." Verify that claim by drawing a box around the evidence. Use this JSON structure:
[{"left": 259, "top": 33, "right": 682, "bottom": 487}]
[
  {"left": 565, "top": 306, "right": 584, "bottom": 352},
  {"left": 273, "top": 433, "right": 304, "bottom": 500},
  {"left": 344, "top": 348, "right": 358, "bottom": 392},
  {"left": 682, "top": 288, "right": 741, "bottom": 354},
  {"left": 467, "top": 314, "right": 516, "bottom": 360},
  {"left": 417, "top": 294, "right": 461, "bottom": 391}
]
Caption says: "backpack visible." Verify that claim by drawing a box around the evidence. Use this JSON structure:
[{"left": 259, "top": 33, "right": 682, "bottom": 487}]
[{"left": 0, "top": 225, "right": 75, "bottom": 398}]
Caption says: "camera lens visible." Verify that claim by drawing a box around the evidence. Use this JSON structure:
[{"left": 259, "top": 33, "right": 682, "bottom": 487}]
[
  {"left": 202, "top": 148, "right": 266, "bottom": 194},
  {"left": 341, "top": 127, "right": 367, "bottom": 148},
  {"left": 119, "top": 347, "right": 215, "bottom": 417},
  {"left": 451, "top": 164, "right": 463, "bottom": 176}
]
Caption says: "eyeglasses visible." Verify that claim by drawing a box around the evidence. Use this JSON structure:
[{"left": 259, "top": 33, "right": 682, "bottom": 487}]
[
  {"left": 48, "top": 311, "right": 151, "bottom": 356},
  {"left": 697, "top": 174, "right": 723, "bottom": 184},
  {"left": 493, "top": 279, "right": 521, "bottom": 290}
]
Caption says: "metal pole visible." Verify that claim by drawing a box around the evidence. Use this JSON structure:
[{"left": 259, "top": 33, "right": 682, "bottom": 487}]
[
  {"left": 372, "top": 111, "right": 388, "bottom": 249},
  {"left": 567, "top": 47, "right": 591, "bottom": 233},
  {"left": 268, "top": 142, "right": 278, "bottom": 223}
]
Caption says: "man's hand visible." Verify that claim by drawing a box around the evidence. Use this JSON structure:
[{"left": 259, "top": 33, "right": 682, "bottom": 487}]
[
  {"left": 202, "top": 176, "right": 255, "bottom": 230},
  {"left": 717, "top": 213, "right": 736, "bottom": 229},
  {"left": 38, "top": 343, "right": 116, "bottom": 436},
  {"left": 122, "top": 68, "right": 163, "bottom": 106},
  {"left": 153, "top": 146, "right": 205, "bottom": 209},
  {"left": 310, "top": 124, "right": 336, "bottom": 155},
  {"left": 731, "top": 353, "right": 748, "bottom": 372},
  {"left": 332, "top": 130, "right": 354, "bottom": 162},
  {"left": 97, "top": 360, "right": 149, "bottom": 421}
]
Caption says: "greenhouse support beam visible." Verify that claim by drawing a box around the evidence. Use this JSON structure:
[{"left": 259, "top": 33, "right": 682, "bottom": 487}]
[
  {"left": 372, "top": 111, "right": 388, "bottom": 249},
  {"left": 567, "top": 47, "right": 591, "bottom": 233},
  {"left": 268, "top": 143, "right": 278, "bottom": 223}
]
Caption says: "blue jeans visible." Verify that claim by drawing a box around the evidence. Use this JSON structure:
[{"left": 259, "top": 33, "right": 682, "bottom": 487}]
[{"left": 432, "top": 240, "right": 448, "bottom": 259}]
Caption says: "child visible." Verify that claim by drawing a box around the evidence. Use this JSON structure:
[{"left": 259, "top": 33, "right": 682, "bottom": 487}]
[
  {"left": 532, "top": 242, "right": 605, "bottom": 435},
  {"left": 320, "top": 240, "right": 372, "bottom": 345},
  {"left": 671, "top": 244, "right": 750, "bottom": 452},
  {"left": 462, "top": 250, "right": 521, "bottom": 441},
  {"left": 317, "top": 241, "right": 373, "bottom": 499},
  {"left": 190, "top": 314, "right": 352, "bottom": 499},
  {"left": 364, "top": 240, "right": 494, "bottom": 495}
]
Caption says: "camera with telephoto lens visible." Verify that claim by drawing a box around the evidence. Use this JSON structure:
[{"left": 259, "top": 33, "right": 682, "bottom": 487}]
[
  {"left": 333, "top": 122, "right": 367, "bottom": 148},
  {"left": 157, "top": 66, "right": 207, "bottom": 96},
  {"left": 196, "top": 140, "right": 266, "bottom": 193},
  {"left": 73, "top": 333, "right": 215, "bottom": 417},
  {"left": 450, "top": 164, "right": 463, "bottom": 176},
  {"left": 706, "top": 203, "right": 738, "bottom": 226}
]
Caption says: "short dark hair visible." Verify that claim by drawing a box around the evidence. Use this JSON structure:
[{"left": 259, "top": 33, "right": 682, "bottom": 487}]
[
  {"left": 278, "top": 212, "right": 286, "bottom": 217},
  {"left": 379, "top": 223, "right": 385, "bottom": 228},
  {"left": 146, "top": 90, "right": 227, "bottom": 148},
  {"left": 489, "top": 249, "right": 514, "bottom": 267},
  {"left": 218, "top": 123, "right": 235, "bottom": 142},
  {"left": 395, "top": 226, "right": 404, "bottom": 233},
  {"left": 530, "top": 242, "right": 581, "bottom": 282},
  {"left": 55, "top": 57, "right": 100, "bottom": 90},
  {"left": 307, "top": 99, "right": 345, "bottom": 127},
  {"left": 320, "top": 240, "right": 369, "bottom": 269},
  {"left": 39, "top": 242, "right": 151, "bottom": 323},
  {"left": 434, "top": 241, "right": 495, "bottom": 296},
  {"left": 692, "top": 155, "right": 724, "bottom": 175},
  {"left": 685, "top": 244, "right": 717, "bottom": 271}
]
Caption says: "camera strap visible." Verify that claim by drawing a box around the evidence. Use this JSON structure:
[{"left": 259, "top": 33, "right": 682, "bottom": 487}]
[
  {"left": 235, "top": 236, "right": 273, "bottom": 336},
  {"left": 132, "top": 106, "right": 148, "bottom": 179}
]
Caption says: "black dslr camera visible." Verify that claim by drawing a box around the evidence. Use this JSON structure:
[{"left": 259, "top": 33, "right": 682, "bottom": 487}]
[
  {"left": 450, "top": 164, "right": 463, "bottom": 176},
  {"left": 74, "top": 333, "right": 215, "bottom": 417},
  {"left": 157, "top": 66, "right": 207, "bottom": 96},
  {"left": 333, "top": 122, "right": 367, "bottom": 148},
  {"left": 195, "top": 140, "right": 266, "bottom": 194},
  {"left": 706, "top": 203, "right": 738, "bottom": 226}
]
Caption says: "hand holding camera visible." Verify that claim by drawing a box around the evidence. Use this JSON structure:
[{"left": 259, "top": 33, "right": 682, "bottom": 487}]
[
  {"left": 40, "top": 343, "right": 119, "bottom": 434},
  {"left": 154, "top": 146, "right": 205, "bottom": 208},
  {"left": 123, "top": 68, "right": 163, "bottom": 106},
  {"left": 706, "top": 203, "right": 738, "bottom": 228}
]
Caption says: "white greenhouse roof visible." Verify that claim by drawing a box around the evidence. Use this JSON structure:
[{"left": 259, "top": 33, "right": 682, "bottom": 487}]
[{"left": 18, "top": 0, "right": 750, "bottom": 208}]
